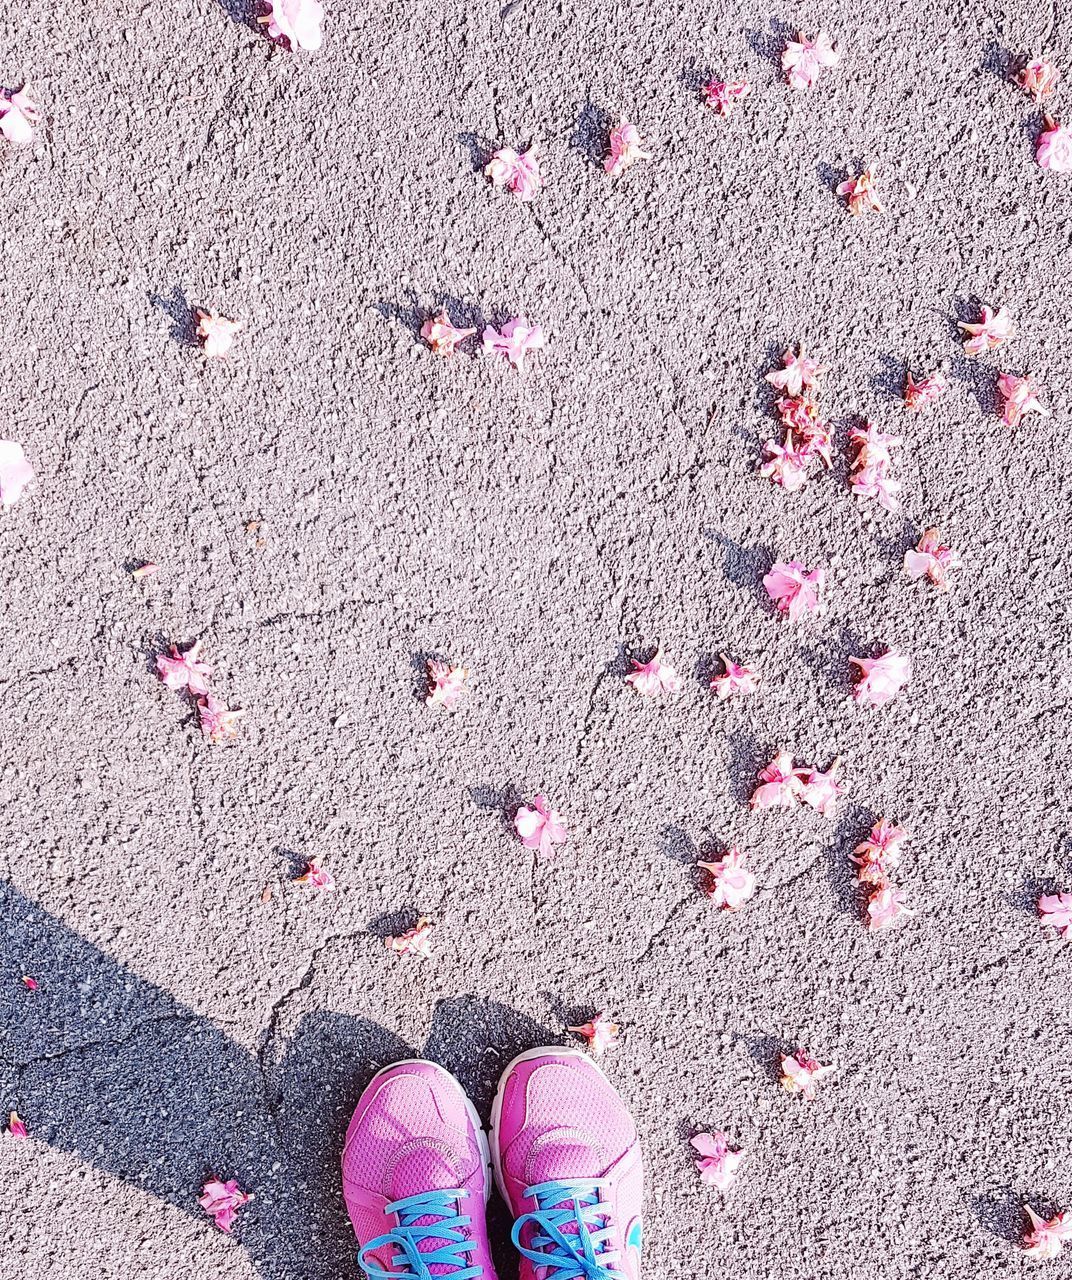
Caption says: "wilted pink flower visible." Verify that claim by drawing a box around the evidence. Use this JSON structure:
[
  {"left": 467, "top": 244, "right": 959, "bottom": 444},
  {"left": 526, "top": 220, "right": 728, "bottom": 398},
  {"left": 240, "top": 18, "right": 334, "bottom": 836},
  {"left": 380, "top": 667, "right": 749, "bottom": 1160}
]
[
  {"left": 1023, "top": 1205, "right": 1072, "bottom": 1259},
  {"left": 482, "top": 317, "right": 545, "bottom": 372},
  {"left": 196, "top": 310, "right": 241, "bottom": 358},
  {"left": 697, "top": 846, "right": 756, "bottom": 910},
  {"left": 258, "top": 0, "right": 324, "bottom": 51},
  {"left": 0, "top": 440, "right": 34, "bottom": 506},
  {"left": 294, "top": 857, "right": 335, "bottom": 893},
  {"left": 779, "top": 1049, "right": 835, "bottom": 1100},
  {"left": 21, "top": 976, "right": 38, "bottom": 991},
  {"left": 420, "top": 310, "right": 477, "bottom": 356},
  {"left": 703, "top": 79, "right": 752, "bottom": 117},
  {"left": 849, "top": 650, "right": 911, "bottom": 708},
  {"left": 485, "top": 147, "right": 543, "bottom": 201},
  {"left": 711, "top": 655, "right": 758, "bottom": 700},
  {"left": 852, "top": 818, "right": 908, "bottom": 884},
  {"left": 568, "top": 1011, "right": 620, "bottom": 1056},
  {"left": 386, "top": 917, "right": 435, "bottom": 958},
  {"left": 604, "top": 120, "right": 651, "bottom": 178},
  {"left": 866, "top": 883, "right": 910, "bottom": 931},
  {"left": 197, "top": 694, "right": 244, "bottom": 744},
  {"left": 782, "top": 31, "right": 840, "bottom": 91},
  {"left": 515, "top": 794, "right": 568, "bottom": 859},
  {"left": 750, "top": 751, "right": 804, "bottom": 810},
  {"left": 691, "top": 1131, "right": 745, "bottom": 1191},
  {"left": 131, "top": 562, "right": 158, "bottom": 581},
  {"left": 1038, "top": 892, "right": 1072, "bottom": 941},
  {"left": 799, "top": 759, "right": 843, "bottom": 817},
  {"left": 997, "top": 372, "right": 1050, "bottom": 428},
  {"left": 836, "top": 164, "right": 883, "bottom": 215},
  {"left": 1018, "top": 58, "right": 1060, "bottom": 103},
  {"left": 0, "top": 88, "right": 40, "bottom": 146},
  {"left": 156, "top": 640, "right": 213, "bottom": 695},
  {"left": 903, "top": 370, "right": 948, "bottom": 410},
  {"left": 625, "top": 646, "right": 680, "bottom": 697},
  {"left": 765, "top": 347, "right": 827, "bottom": 398},
  {"left": 1036, "top": 116, "right": 1072, "bottom": 172},
  {"left": 958, "top": 304, "right": 1014, "bottom": 357},
  {"left": 426, "top": 659, "right": 468, "bottom": 710},
  {"left": 198, "top": 1179, "right": 252, "bottom": 1234},
  {"left": 850, "top": 461, "right": 902, "bottom": 512},
  {"left": 7, "top": 1111, "right": 27, "bottom": 1140},
  {"left": 775, "top": 395, "right": 831, "bottom": 465},
  {"left": 762, "top": 560, "right": 824, "bottom": 621},
  {"left": 760, "top": 434, "right": 813, "bottom": 491},
  {"left": 904, "top": 527, "right": 960, "bottom": 589},
  {"left": 848, "top": 421, "right": 901, "bottom": 470}
]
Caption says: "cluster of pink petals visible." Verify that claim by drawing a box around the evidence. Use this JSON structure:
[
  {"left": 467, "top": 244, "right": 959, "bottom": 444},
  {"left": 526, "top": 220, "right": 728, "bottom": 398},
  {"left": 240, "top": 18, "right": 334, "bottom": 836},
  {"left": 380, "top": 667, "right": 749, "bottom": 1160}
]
[
  {"left": 568, "top": 1011, "right": 620, "bottom": 1056},
  {"left": 386, "top": 917, "right": 435, "bottom": 958},
  {"left": 691, "top": 1131, "right": 745, "bottom": 1191},
  {"left": 1023, "top": 1205, "right": 1072, "bottom": 1259},
  {"left": 751, "top": 752, "right": 842, "bottom": 815},
  {"left": 485, "top": 147, "right": 543, "bottom": 201},
  {"left": 7, "top": 1111, "right": 27, "bottom": 1140},
  {"left": 426, "top": 659, "right": 468, "bottom": 710},
  {"left": 0, "top": 440, "right": 34, "bottom": 506},
  {"left": 903, "top": 369, "right": 948, "bottom": 411},
  {"left": 698, "top": 847, "right": 756, "bottom": 910},
  {"left": 865, "top": 883, "right": 911, "bottom": 931},
  {"left": 1017, "top": 57, "right": 1060, "bottom": 103},
  {"left": 1038, "top": 891, "right": 1072, "bottom": 940},
  {"left": 604, "top": 120, "right": 651, "bottom": 177},
  {"left": 196, "top": 310, "right": 242, "bottom": 359},
  {"left": 853, "top": 819, "right": 910, "bottom": 930},
  {"left": 711, "top": 655, "right": 758, "bottom": 700},
  {"left": 258, "top": 0, "right": 324, "bottom": 51},
  {"left": 762, "top": 561, "right": 824, "bottom": 621},
  {"left": 197, "top": 694, "right": 245, "bottom": 744},
  {"left": 779, "top": 1049, "right": 835, "bottom": 1101},
  {"left": 515, "top": 794, "right": 568, "bottom": 859},
  {"left": 1036, "top": 116, "right": 1072, "bottom": 172},
  {"left": 198, "top": 1178, "right": 252, "bottom": 1233},
  {"left": 0, "top": 87, "right": 39, "bottom": 146},
  {"left": 798, "top": 759, "right": 844, "bottom": 817},
  {"left": 997, "top": 372, "right": 1049, "bottom": 428},
  {"left": 782, "top": 31, "right": 839, "bottom": 92},
  {"left": 959, "top": 304, "right": 1014, "bottom": 357},
  {"left": 482, "top": 318, "right": 545, "bottom": 372},
  {"left": 626, "top": 646, "right": 680, "bottom": 697},
  {"left": 760, "top": 434, "right": 813, "bottom": 492},
  {"left": 849, "top": 649, "right": 911, "bottom": 708},
  {"left": 295, "top": 856, "right": 335, "bottom": 892},
  {"left": 836, "top": 164, "right": 883, "bottom": 216},
  {"left": 157, "top": 640, "right": 213, "bottom": 695},
  {"left": 904, "top": 527, "right": 960, "bottom": 589},
  {"left": 765, "top": 347, "right": 827, "bottom": 398},
  {"left": 848, "top": 422, "right": 902, "bottom": 513},
  {"left": 21, "top": 976, "right": 38, "bottom": 991},
  {"left": 761, "top": 389, "right": 832, "bottom": 491},
  {"left": 421, "top": 310, "right": 477, "bottom": 357},
  {"left": 703, "top": 79, "right": 751, "bottom": 118}
]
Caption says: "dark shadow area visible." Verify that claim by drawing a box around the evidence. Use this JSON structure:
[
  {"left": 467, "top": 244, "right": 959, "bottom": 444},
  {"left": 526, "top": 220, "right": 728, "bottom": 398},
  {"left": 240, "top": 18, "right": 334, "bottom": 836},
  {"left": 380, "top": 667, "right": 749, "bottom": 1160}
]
[
  {"left": 213, "top": 0, "right": 261, "bottom": 30},
  {"left": 971, "top": 1187, "right": 1038, "bottom": 1245},
  {"left": 149, "top": 286, "right": 198, "bottom": 348},
  {"left": 725, "top": 727, "right": 769, "bottom": 807},
  {"left": 658, "top": 824, "right": 698, "bottom": 865},
  {"left": 745, "top": 18, "right": 795, "bottom": 68},
  {"left": 693, "top": 650, "right": 721, "bottom": 691},
  {"left": 569, "top": 102, "right": 612, "bottom": 168},
  {"left": 703, "top": 529, "right": 770, "bottom": 596},
  {"left": 823, "top": 803, "right": 876, "bottom": 920},
  {"left": 1008, "top": 874, "right": 1059, "bottom": 916},
  {"left": 816, "top": 159, "right": 843, "bottom": 196},
  {"left": 374, "top": 290, "right": 423, "bottom": 341},
  {"left": 979, "top": 42, "right": 1014, "bottom": 83},
  {"left": 410, "top": 650, "right": 442, "bottom": 705},
  {"left": 457, "top": 129, "right": 493, "bottom": 171},
  {"left": 743, "top": 1032, "right": 792, "bottom": 1084},
  {"left": 678, "top": 57, "right": 713, "bottom": 96},
  {"left": 947, "top": 296, "right": 1001, "bottom": 416},
  {"left": 377, "top": 294, "right": 488, "bottom": 348},
  {"left": 870, "top": 351, "right": 907, "bottom": 402},
  {"left": 365, "top": 908, "right": 424, "bottom": 940}
]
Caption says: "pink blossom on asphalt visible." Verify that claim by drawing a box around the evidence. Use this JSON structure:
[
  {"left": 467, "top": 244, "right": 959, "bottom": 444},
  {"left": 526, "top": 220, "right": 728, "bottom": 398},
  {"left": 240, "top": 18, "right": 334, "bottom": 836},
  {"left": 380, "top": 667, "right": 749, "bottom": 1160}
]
[
  {"left": 7, "top": 1111, "right": 27, "bottom": 1140},
  {"left": 1023, "top": 1205, "right": 1072, "bottom": 1259},
  {"left": 703, "top": 79, "right": 752, "bottom": 117},
  {"left": 197, "top": 694, "right": 244, "bottom": 744},
  {"left": 848, "top": 421, "right": 901, "bottom": 470},
  {"left": 760, "top": 435, "right": 813, "bottom": 491},
  {"left": 0, "top": 440, "right": 34, "bottom": 506},
  {"left": 997, "top": 372, "right": 1049, "bottom": 428},
  {"left": 903, "top": 370, "right": 948, "bottom": 411},
  {"left": 156, "top": 640, "right": 213, "bottom": 696},
  {"left": 21, "top": 976, "right": 38, "bottom": 991},
  {"left": 711, "top": 655, "right": 758, "bottom": 700},
  {"left": 482, "top": 317, "right": 545, "bottom": 372},
  {"left": 697, "top": 847, "right": 756, "bottom": 910},
  {"left": 849, "top": 650, "right": 911, "bottom": 708},
  {"left": 799, "top": 759, "right": 843, "bottom": 817},
  {"left": 837, "top": 164, "right": 883, "bottom": 215},
  {"left": 604, "top": 120, "right": 651, "bottom": 178},
  {"left": 386, "top": 917, "right": 435, "bottom": 958},
  {"left": 1038, "top": 892, "right": 1072, "bottom": 941},
  {"left": 196, "top": 310, "right": 241, "bottom": 358},
  {"left": 1036, "top": 116, "right": 1072, "bottom": 172},
  {"left": 625, "top": 646, "right": 680, "bottom": 697},
  {"left": 765, "top": 347, "right": 827, "bottom": 397},
  {"left": 198, "top": 1178, "right": 251, "bottom": 1233},
  {"left": 762, "top": 560, "right": 824, "bottom": 621},
  {"left": 866, "top": 883, "right": 910, "bottom": 931},
  {"left": 779, "top": 1049, "right": 835, "bottom": 1101},
  {"left": 958, "top": 305, "right": 1014, "bottom": 357},
  {"left": 131, "top": 563, "right": 158, "bottom": 581},
  {"left": 485, "top": 147, "right": 543, "bottom": 201},
  {"left": 294, "top": 857, "right": 335, "bottom": 892},
  {"left": 420, "top": 310, "right": 477, "bottom": 357},
  {"left": 782, "top": 31, "right": 840, "bottom": 91},
  {"left": 514, "top": 794, "right": 568, "bottom": 859},
  {"left": 776, "top": 393, "right": 822, "bottom": 436},
  {"left": 0, "top": 87, "right": 40, "bottom": 146},
  {"left": 904, "top": 527, "right": 960, "bottom": 589},
  {"left": 259, "top": 0, "right": 324, "bottom": 51},
  {"left": 850, "top": 461, "right": 902, "bottom": 513},
  {"left": 1018, "top": 58, "right": 1060, "bottom": 103},
  {"left": 852, "top": 818, "right": 908, "bottom": 884},
  {"left": 691, "top": 1131, "right": 745, "bottom": 1191},
  {"left": 750, "top": 751, "right": 804, "bottom": 810},
  {"left": 426, "top": 660, "right": 468, "bottom": 710},
  {"left": 568, "top": 1012, "right": 620, "bottom": 1056}
]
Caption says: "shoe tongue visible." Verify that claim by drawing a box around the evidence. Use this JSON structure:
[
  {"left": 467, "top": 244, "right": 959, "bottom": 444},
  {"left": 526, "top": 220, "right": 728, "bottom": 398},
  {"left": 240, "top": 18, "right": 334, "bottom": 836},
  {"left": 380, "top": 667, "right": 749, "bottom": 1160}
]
[
  {"left": 388, "top": 1148, "right": 470, "bottom": 1278},
  {"left": 528, "top": 1129, "right": 608, "bottom": 1186}
]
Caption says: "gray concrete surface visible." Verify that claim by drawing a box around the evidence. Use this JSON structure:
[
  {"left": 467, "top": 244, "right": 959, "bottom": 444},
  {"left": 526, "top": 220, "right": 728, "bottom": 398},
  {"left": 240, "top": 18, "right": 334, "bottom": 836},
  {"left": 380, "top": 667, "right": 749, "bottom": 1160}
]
[{"left": 2, "top": 0, "right": 1071, "bottom": 1277}]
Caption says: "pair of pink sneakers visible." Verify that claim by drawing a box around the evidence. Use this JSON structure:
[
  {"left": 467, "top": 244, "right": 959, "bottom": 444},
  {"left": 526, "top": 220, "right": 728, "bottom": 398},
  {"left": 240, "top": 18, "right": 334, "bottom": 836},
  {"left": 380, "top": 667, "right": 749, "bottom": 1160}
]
[{"left": 342, "top": 1047, "right": 643, "bottom": 1280}]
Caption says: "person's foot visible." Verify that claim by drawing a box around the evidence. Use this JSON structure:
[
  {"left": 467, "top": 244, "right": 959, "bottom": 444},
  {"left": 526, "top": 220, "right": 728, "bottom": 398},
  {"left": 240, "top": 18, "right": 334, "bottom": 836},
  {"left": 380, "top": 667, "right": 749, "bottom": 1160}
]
[
  {"left": 489, "top": 1048, "right": 643, "bottom": 1280},
  {"left": 342, "top": 1059, "right": 497, "bottom": 1280}
]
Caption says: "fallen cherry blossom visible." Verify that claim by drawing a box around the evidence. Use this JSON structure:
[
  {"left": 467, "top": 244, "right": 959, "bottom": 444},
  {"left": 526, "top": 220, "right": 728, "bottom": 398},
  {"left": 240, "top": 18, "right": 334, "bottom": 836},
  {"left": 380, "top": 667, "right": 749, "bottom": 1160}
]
[
  {"left": 850, "top": 460, "right": 902, "bottom": 513},
  {"left": 765, "top": 347, "right": 827, "bottom": 398},
  {"left": 7, "top": 1111, "right": 27, "bottom": 1140},
  {"left": 691, "top": 1131, "right": 745, "bottom": 1191},
  {"left": 568, "top": 1012, "right": 620, "bottom": 1056},
  {"left": 604, "top": 120, "right": 651, "bottom": 177},
  {"left": 131, "top": 562, "right": 158, "bottom": 581},
  {"left": 482, "top": 317, "right": 545, "bottom": 372},
  {"left": 1038, "top": 892, "right": 1072, "bottom": 941},
  {"left": 426, "top": 659, "right": 468, "bottom": 710},
  {"left": 386, "top": 917, "right": 435, "bottom": 958},
  {"left": 779, "top": 1049, "right": 835, "bottom": 1101},
  {"left": 0, "top": 87, "right": 39, "bottom": 146},
  {"left": 849, "top": 650, "right": 911, "bottom": 708},
  {"left": 197, "top": 694, "right": 245, "bottom": 744},
  {"left": 848, "top": 421, "right": 902, "bottom": 471},
  {"left": 866, "top": 883, "right": 911, "bottom": 931},
  {"left": 904, "top": 527, "right": 960, "bottom": 589},
  {"left": 837, "top": 164, "right": 883, "bottom": 215},
  {"left": 485, "top": 146, "right": 543, "bottom": 201},
  {"left": 958, "top": 304, "right": 1013, "bottom": 357},
  {"left": 762, "top": 561, "right": 824, "bottom": 621},
  {"left": 711, "top": 655, "right": 758, "bottom": 700},
  {"left": 156, "top": 640, "right": 213, "bottom": 696},
  {"left": 626, "top": 645, "right": 680, "bottom": 697},
  {"left": 1023, "top": 1205, "right": 1072, "bottom": 1259},
  {"left": 294, "top": 857, "right": 335, "bottom": 892},
  {"left": 420, "top": 310, "right": 477, "bottom": 357},
  {"left": 258, "top": 0, "right": 324, "bottom": 51},
  {"left": 21, "top": 976, "right": 37, "bottom": 991},
  {"left": 198, "top": 1178, "right": 252, "bottom": 1234},
  {"left": 782, "top": 31, "right": 839, "bottom": 91},
  {"left": 997, "top": 372, "right": 1050, "bottom": 428},
  {"left": 1036, "top": 116, "right": 1072, "bottom": 172},
  {"left": 703, "top": 79, "right": 752, "bottom": 117},
  {"left": 196, "top": 310, "right": 241, "bottom": 358},
  {"left": 799, "top": 759, "right": 843, "bottom": 817},
  {"left": 903, "top": 370, "right": 948, "bottom": 411},
  {"left": 760, "top": 434, "right": 813, "bottom": 492},
  {"left": 0, "top": 440, "right": 34, "bottom": 506},
  {"left": 776, "top": 396, "right": 831, "bottom": 466},
  {"left": 852, "top": 819, "right": 909, "bottom": 884},
  {"left": 1017, "top": 57, "right": 1060, "bottom": 103},
  {"left": 515, "top": 793, "right": 568, "bottom": 859},
  {"left": 697, "top": 846, "right": 756, "bottom": 910},
  {"left": 751, "top": 752, "right": 804, "bottom": 810}
]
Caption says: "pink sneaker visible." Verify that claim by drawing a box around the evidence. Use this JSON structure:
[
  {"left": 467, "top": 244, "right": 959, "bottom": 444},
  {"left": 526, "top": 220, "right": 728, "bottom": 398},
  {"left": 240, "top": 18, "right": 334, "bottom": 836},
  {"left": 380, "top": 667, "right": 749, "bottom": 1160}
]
[
  {"left": 489, "top": 1048, "right": 643, "bottom": 1280},
  {"left": 342, "top": 1059, "right": 498, "bottom": 1280}
]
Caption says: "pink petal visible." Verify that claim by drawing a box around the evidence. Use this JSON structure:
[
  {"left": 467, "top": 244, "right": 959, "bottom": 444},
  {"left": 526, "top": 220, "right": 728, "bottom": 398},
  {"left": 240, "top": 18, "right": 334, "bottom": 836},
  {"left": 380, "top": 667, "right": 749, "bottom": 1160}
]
[
  {"left": 711, "top": 655, "right": 758, "bottom": 699},
  {"left": 625, "top": 646, "right": 680, "bottom": 697},
  {"left": 0, "top": 440, "right": 34, "bottom": 506},
  {"left": 604, "top": 120, "right": 651, "bottom": 177},
  {"left": 568, "top": 1012, "right": 620, "bottom": 1056},
  {"left": 482, "top": 317, "right": 545, "bottom": 372},
  {"left": 21, "top": 976, "right": 38, "bottom": 991},
  {"left": 1017, "top": 58, "right": 1060, "bottom": 103},
  {"left": 1039, "top": 891, "right": 1072, "bottom": 940},
  {"left": 196, "top": 310, "right": 241, "bottom": 358},
  {"left": 798, "top": 758, "right": 843, "bottom": 817},
  {"left": 1024, "top": 1205, "right": 1072, "bottom": 1258},
  {"left": 485, "top": 146, "right": 543, "bottom": 201},
  {"left": 997, "top": 372, "right": 1050, "bottom": 427},
  {"left": 779, "top": 1049, "right": 834, "bottom": 1100},
  {"left": 782, "top": 32, "right": 840, "bottom": 91},
  {"left": 1036, "top": 117, "right": 1072, "bottom": 172},
  {"left": 765, "top": 347, "right": 827, "bottom": 397},
  {"left": 385, "top": 917, "right": 435, "bottom": 958},
  {"left": 750, "top": 752, "right": 804, "bottom": 809},
  {"left": 156, "top": 640, "right": 213, "bottom": 696},
  {"left": 904, "top": 527, "right": 959, "bottom": 589},
  {"left": 258, "top": 0, "right": 324, "bottom": 50},
  {"left": 197, "top": 694, "right": 244, "bottom": 743},
  {"left": 691, "top": 1131, "right": 745, "bottom": 1191},
  {"left": 7, "top": 1111, "right": 28, "bottom": 1140},
  {"left": 421, "top": 311, "right": 477, "bottom": 357},
  {"left": 762, "top": 561, "right": 824, "bottom": 621},
  {"left": 294, "top": 857, "right": 335, "bottom": 892},
  {"left": 838, "top": 164, "right": 883, "bottom": 215},
  {"left": 849, "top": 650, "right": 911, "bottom": 708},
  {"left": 703, "top": 79, "right": 752, "bottom": 117},
  {"left": 903, "top": 370, "right": 948, "bottom": 410},
  {"left": 0, "top": 88, "right": 39, "bottom": 146},
  {"left": 426, "top": 659, "right": 468, "bottom": 709},
  {"left": 866, "top": 883, "right": 910, "bottom": 931},
  {"left": 958, "top": 304, "right": 1014, "bottom": 356},
  {"left": 852, "top": 818, "right": 909, "bottom": 883},
  {"left": 697, "top": 847, "right": 756, "bottom": 910}
]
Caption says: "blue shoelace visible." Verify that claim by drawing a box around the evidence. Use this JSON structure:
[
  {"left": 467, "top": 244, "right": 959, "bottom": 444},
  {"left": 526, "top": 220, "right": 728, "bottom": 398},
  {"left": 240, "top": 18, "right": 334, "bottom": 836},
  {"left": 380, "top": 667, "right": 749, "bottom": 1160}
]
[
  {"left": 510, "top": 1179, "right": 620, "bottom": 1280},
  {"left": 358, "top": 1188, "right": 483, "bottom": 1280}
]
